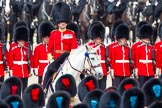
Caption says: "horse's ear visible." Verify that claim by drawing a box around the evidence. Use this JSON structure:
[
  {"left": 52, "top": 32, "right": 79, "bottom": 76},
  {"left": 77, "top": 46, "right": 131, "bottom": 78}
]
[
  {"left": 85, "top": 45, "right": 89, "bottom": 50},
  {"left": 85, "top": 44, "right": 92, "bottom": 51}
]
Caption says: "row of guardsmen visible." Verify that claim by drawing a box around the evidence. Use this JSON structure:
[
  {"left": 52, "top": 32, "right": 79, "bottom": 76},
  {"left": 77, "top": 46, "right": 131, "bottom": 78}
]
[{"left": 0, "top": 1, "right": 162, "bottom": 92}]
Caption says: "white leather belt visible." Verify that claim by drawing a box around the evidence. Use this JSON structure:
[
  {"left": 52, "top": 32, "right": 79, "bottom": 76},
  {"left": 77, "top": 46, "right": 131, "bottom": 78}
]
[
  {"left": 139, "top": 60, "right": 152, "bottom": 63},
  {"left": 115, "top": 60, "right": 129, "bottom": 63},
  {"left": 13, "top": 61, "right": 28, "bottom": 65},
  {"left": 39, "top": 60, "right": 49, "bottom": 63},
  {"left": 0, "top": 61, "right": 3, "bottom": 64}
]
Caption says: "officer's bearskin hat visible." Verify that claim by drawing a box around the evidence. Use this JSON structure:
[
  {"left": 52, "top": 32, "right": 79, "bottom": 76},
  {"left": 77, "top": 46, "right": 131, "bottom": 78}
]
[
  {"left": 157, "top": 22, "right": 162, "bottom": 40},
  {"left": 38, "top": 21, "right": 55, "bottom": 38},
  {"left": 0, "top": 77, "right": 22, "bottom": 99},
  {"left": 0, "top": 23, "right": 5, "bottom": 40},
  {"left": 99, "top": 91, "right": 121, "bottom": 108},
  {"left": 23, "top": 84, "right": 45, "bottom": 108},
  {"left": 135, "top": 21, "right": 148, "bottom": 38},
  {"left": 46, "top": 91, "right": 70, "bottom": 108},
  {"left": 117, "top": 77, "right": 139, "bottom": 95},
  {"left": 52, "top": 1, "right": 72, "bottom": 24},
  {"left": 139, "top": 24, "right": 153, "bottom": 39},
  {"left": 88, "top": 21, "right": 105, "bottom": 40},
  {"left": 115, "top": 24, "right": 129, "bottom": 40},
  {"left": 120, "top": 87, "right": 145, "bottom": 108},
  {"left": 14, "top": 26, "right": 29, "bottom": 42},
  {"left": 110, "top": 20, "right": 124, "bottom": 40},
  {"left": 142, "top": 78, "right": 162, "bottom": 106},
  {"left": 5, "top": 95, "right": 24, "bottom": 108},
  {"left": 73, "top": 103, "right": 89, "bottom": 108},
  {"left": 78, "top": 75, "right": 99, "bottom": 101},
  {"left": 55, "top": 74, "right": 77, "bottom": 97},
  {"left": 0, "top": 100, "right": 10, "bottom": 108},
  {"left": 148, "top": 101, "right": 162, "bottom": 108},
  {"left": 82, "top": 89, "right": 104, "bottom": 108},
  {"left": 67, "top": 22, "right": 80, "bottom": 39}
]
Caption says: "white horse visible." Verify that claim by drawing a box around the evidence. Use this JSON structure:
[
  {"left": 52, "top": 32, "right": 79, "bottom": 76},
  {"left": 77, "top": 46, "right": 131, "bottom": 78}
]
[{"left": 43, "top": 45, "right": 104, "bottom": 98}]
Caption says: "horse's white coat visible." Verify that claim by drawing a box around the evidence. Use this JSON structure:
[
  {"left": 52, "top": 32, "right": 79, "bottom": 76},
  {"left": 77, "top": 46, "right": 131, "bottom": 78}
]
[{"left": 43, "top": 45, "right": 103, "bottom": 98}]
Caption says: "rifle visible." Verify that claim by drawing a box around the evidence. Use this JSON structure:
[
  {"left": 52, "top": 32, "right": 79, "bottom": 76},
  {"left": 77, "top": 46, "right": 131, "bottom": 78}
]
[
  {"left": 129, "top": 48, "right": 133, "bottom": 75},
  {"left": 27, "top": 35, "right": 31, "bottom": 74},
  {"left": 152, "top": 47, "right": 156, "bottom": 73},
  {"left": 106, "top": 45, "right": 109, "bottom": 71}
]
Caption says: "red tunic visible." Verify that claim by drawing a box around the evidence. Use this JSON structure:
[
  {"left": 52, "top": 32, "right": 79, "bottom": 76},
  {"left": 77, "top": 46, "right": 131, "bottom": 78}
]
[
  {"left": 111, "top": 44, "right": 131, "bottom": 76},
  {"left": 154, "top": 41, "right": 162, "bottom": 69},
  {"left": 88, "top": 41, "right": 108, "bottom": 76},
  {"left": 33, "top": 43, "right": 48, "bottom": 77},
  {"left": 48, "top": 29, "right": 78, "bottom": 59},
  {"left": 9, "top": 46, "right": 33, "bottom": 78},
  {"left": 156, "top": 42, "right": 162, "bottom": 72},
  {"left": 132, "top": 41, "right": 142, "bottom": 68},
  {"left": 135, "top": 44, "right": 155, "bottom": 76},
  {"left": 107, "top": 42, "right": 118, "bottom": 67}
]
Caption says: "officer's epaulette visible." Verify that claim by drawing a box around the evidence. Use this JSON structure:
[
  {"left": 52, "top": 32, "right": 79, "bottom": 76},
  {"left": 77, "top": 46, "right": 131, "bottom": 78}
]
[
  {"left": 35, "top": 43, "right": 42, "bottom": 47},
  {"left": 137, "top": 43, "right": 144, "bottom": 48},
  {"left": 67, "top": 29, "right": 75, "bottom": 33},
  {"left": 11, "top": 46, "right": 18, "bottom": 51},
  {"left": 51, "top": 29, "right": 57, "bottom": 32},
  {"left": 112, "top": 44, "right": 119, "bottom": 48},
  {"left": 100, "top": 43, "right": 105, "bottom": 47},
  {"left": 133, "top": 41, "right": 140, "bottom": 45}
]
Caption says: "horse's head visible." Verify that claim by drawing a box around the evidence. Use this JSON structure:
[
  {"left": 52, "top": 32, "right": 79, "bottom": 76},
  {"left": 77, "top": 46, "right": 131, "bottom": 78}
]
[
  {"left": 84, "top": 45, "right": 103, "bottom": 79},
  {"left": 88, "top": 0, "right": 100, "bottom": 16},
  {"left": 11, "top": 0, "right": 25, "bottom": 17}
]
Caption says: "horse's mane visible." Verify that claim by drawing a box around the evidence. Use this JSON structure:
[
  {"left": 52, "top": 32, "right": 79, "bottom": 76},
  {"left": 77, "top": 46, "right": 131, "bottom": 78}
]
[{"left": 70, "top": 45, "right": 86, "bottom": 56}]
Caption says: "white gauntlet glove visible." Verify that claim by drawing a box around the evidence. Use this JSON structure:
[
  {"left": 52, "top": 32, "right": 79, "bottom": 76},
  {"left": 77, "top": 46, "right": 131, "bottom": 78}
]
[
  {"left": 110, "top": 69, "right": 115, "bottom": 79},
  {"left": 134, "top": 68, "right": 138, "bottom": 79},
  {"left": 47, "top": 53, "right": 54, "bottom": 63},
  {"left": 33, "top": 68, "right": 38, "bottom": 76},
  {"left": 155, "top": 68, "right": 161, "bottom": 77}
]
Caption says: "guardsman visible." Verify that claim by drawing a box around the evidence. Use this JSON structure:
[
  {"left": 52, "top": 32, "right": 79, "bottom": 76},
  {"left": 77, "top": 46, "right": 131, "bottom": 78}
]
[
  {"left": 111, "top": 24, "right": 131, "bottom": 87},
  {"left": 9, "top": 26, "right": 33, "bottom": 92},
  {"left": 154, "top": 22, "right": 162, "bottom": 77},
  {"left": 107, "top": 20, "right": 124, "bottom": 83},
  {"left": 87, "top": 21, "right": 108, "bottom": 90},
  {"left": 135, "top": 24, "right": 155, "bottom": 87},
  {"left": 47, "top": 1, "right": 78, "bottom": 62},
  {"left": 132, "top": 21, "right": 148, "bottom": 76},
  {"left": 33, "top": 21, "right": 54, "bottom": 84}
]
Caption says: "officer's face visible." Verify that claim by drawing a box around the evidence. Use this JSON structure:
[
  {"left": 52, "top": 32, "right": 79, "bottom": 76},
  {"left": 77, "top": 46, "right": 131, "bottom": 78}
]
[
  {"left": 58, "top": 22, "right": 67, "bottom": 30},
  {"left": 94, "top": 37, "right": 102, "bottom": 45},
  {"left": 118, "top": 38, "right": 127, "bottom": 45},
  {"left": 18, "top": 40, "right": 25, "bottom": 47},
  {"left": 42, "top": 36, "right": 49, "bottom": 44}
]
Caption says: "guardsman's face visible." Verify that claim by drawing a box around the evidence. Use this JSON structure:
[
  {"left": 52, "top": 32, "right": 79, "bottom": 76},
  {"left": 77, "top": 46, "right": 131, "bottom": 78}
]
[
  {"left": 94, "top": 37, "right": 102, "bottom": 45},
  {"left": 42, "top": 36, "right": 49, "bottom": 44},
  {"left": 58, "top": 22, "right": 67, "bottom": 30},
  {"left": 18, "top": 40, "right": 25, "bottom": 47},
  {"left": 118, "top": 38, "right": 127, "bottom": 45}
]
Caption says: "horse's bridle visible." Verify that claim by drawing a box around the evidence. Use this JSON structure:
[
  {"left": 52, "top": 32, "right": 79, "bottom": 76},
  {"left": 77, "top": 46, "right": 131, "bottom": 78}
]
[{"left": 66, "top": 52, "right": 101, "bottom": 76}]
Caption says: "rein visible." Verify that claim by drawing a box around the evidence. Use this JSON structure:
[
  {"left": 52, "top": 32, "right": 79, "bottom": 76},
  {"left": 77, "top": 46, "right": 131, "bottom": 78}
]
[{"left": 66, "top": 53, "right": 100, "bottom": 76}]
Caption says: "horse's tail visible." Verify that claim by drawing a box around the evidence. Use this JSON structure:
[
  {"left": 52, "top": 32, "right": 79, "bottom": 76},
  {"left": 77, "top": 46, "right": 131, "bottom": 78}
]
[{"left": 42, "top": 52, "right": 70, "bottom": 93}]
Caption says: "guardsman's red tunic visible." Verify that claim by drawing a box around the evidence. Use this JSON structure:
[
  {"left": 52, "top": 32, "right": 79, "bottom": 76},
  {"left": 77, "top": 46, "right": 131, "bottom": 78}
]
[{"left": 48, "top": 29, "right": 78, "bottom": 59}]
